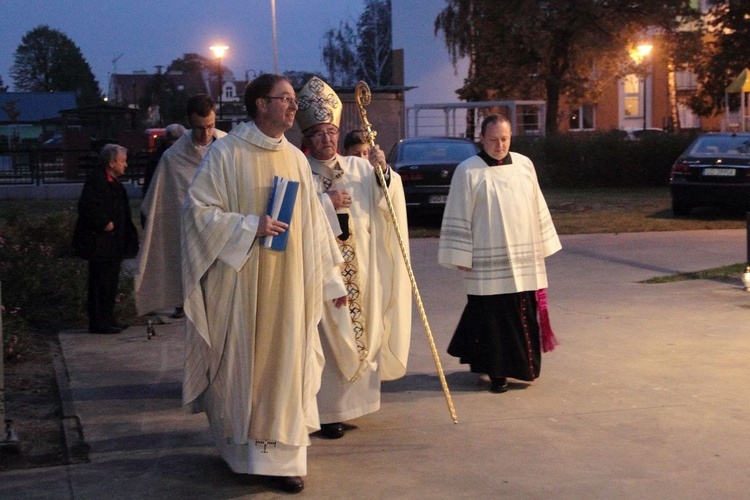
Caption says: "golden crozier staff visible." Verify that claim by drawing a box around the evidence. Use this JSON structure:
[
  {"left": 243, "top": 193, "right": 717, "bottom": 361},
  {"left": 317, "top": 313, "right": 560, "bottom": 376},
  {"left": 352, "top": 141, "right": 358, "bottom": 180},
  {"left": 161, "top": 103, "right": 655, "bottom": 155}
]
[{"left": 354, "top": 80, "right": 457, "bottom": 424}]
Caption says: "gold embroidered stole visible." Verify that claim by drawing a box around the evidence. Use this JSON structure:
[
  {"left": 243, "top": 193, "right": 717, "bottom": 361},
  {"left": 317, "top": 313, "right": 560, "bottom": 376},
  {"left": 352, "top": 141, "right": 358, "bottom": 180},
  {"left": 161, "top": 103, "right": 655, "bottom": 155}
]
[
  {"left": 337, "top": 221, "right": 368, "bottom": 361},
  {"left": 321, "top": 161, "right": 368, "bottom": 361}
]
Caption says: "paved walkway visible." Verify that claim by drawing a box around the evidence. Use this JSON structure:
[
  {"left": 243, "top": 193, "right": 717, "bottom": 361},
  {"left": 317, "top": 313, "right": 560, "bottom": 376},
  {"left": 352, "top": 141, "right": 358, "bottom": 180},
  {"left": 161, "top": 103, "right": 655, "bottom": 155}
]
[{"left": 3, "top": 230, "right": 749, "bottom": 499}]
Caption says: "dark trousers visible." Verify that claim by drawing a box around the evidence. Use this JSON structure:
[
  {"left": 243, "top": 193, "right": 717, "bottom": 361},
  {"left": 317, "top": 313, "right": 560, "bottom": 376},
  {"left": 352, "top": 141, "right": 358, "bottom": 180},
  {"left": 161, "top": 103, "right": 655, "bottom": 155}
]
[
  {"left": 448, "top": 292, "right": 541, "bottom": 381},
  {"left": 87, "top": 260, "right": 122, "bottom": 331}
]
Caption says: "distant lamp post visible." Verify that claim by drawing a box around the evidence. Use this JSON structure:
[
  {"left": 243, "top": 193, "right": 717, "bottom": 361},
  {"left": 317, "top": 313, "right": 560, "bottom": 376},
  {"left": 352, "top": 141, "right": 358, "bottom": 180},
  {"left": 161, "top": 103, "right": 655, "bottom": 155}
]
[
  {"left": 210, "top": 45, "right": 229, "bottom": 120},
  {"left": 271, "top": 0, "right": 279, "bottom": 74},
  {"left": 636, "top": 43, "right": 653, "bottom": 131}
]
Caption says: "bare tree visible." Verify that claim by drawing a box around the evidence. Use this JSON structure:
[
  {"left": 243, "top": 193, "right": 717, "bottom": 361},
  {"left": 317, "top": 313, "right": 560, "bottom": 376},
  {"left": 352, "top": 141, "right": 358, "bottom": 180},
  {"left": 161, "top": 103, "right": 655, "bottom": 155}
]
[
  {"left": 321, "top": 0, "right": 392, "bottom": 87},
  {"left": 322, "top": 22, "right": 359, "bottom": 86},
  {"left": 357, "top": 0, "right": 393, "bottom": 86}
]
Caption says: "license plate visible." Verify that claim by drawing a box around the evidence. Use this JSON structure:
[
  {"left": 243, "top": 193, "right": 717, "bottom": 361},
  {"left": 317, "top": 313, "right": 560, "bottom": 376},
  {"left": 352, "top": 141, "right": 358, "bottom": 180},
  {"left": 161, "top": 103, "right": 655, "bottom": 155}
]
[
  {"left": 702, "top": 168, "right": 736, "bottom": 176},
  {"left": 428, "top": 194, "right": 448, "bottom": 204}
]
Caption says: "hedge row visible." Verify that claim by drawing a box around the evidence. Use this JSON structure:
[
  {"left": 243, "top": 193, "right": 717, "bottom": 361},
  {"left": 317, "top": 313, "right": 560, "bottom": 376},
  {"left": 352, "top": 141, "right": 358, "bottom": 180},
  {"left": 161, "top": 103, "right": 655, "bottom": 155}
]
[{"left": 513, "top": 131, "right": 699, "bottom": 188}]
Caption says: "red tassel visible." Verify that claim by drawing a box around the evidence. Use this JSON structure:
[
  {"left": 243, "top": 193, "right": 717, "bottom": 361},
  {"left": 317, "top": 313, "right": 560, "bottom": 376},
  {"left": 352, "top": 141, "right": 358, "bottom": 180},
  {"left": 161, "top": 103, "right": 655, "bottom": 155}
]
[{"left": 536, "top": 288, "right": 559, "bottom": 353}]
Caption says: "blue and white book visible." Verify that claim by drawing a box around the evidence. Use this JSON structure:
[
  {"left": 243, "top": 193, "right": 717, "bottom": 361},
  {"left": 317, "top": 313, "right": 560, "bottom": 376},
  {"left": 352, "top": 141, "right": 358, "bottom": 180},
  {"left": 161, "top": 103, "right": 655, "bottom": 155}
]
[{"left": 262, "top": 175, "right": 299, "bottom": 251}]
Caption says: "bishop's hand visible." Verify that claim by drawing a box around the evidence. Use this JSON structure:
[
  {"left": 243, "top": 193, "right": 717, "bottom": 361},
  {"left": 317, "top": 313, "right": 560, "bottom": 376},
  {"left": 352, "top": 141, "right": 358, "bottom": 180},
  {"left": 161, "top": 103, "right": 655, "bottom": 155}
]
[
  {"left": 327, "top": 189, "right": 352, "bottom": 210},
  {"left": 368, "top": 145, "right": 387, "bottom": 174}
]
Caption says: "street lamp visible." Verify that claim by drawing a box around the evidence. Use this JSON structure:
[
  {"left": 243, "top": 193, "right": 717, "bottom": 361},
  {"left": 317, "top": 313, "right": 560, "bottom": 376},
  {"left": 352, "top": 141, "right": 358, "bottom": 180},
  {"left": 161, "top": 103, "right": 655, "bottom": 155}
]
[
  {"left": 271, "top": 0, "right": 279, "bottom": 74},
  {"left": 636, "top": 43, "right": 653, "bottom": 131},
  {"left": 210, "top": 45, "right": 229, "bottom": 120}
]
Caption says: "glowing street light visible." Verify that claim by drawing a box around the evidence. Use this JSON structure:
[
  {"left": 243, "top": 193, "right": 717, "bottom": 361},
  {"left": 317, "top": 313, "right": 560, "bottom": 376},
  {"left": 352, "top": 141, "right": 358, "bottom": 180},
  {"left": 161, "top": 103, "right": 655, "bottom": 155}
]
[
  {"left": 636, "top": 43, "right": 653, "bottom": 60},
  {"left": 210, "top": 45, "right": 229, "bottom": 120}
]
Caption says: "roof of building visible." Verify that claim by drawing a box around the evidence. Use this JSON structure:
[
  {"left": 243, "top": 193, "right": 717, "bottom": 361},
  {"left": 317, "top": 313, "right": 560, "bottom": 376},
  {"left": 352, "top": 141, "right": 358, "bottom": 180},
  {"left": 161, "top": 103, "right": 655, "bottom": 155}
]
[
  {"left": 108, "top": 72, "right": 206, "bottom": 104},
  {"left": 726, "top": 68, "right": 750, "bottom": 94},
  {"left": 0, "top": 92, "right": 78, "bottom": 123}
]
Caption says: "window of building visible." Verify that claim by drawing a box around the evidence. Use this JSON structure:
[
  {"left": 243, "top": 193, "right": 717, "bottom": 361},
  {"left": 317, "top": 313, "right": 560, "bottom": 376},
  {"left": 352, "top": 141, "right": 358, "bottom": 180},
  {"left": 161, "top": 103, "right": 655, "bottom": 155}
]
[
  {"left": 678, "top": 102, "right": 701, "bottom": 129},
  {"left": 675, "top": 71, "right": 698, "bottom": 90},
  {"left": 569, "top": 103, "right": 595, "bottom": 130},
  {"left": 518, "top": 104, "right": 543, "bottom": 135},
  {"left": 224, "top": 85, "right": 234, "bottom": 99},
  {"left": 624, "top": 74, "right": 641, "bottom": 117}
]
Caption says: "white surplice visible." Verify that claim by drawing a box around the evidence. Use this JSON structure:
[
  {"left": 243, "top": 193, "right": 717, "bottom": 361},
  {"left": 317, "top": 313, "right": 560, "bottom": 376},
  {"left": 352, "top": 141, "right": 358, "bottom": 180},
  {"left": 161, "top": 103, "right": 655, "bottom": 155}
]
[
  {"left": 438, "top": 152, "right": 561, "bottom": 295},
  {"left": 309, "top": 154, "right": 412, "bottom": 423},
  {"left": 181, "top": 121, "right": 346, "bottom": 476},
  {"left": 134, "top": 129, "right": 225, "bottom": 316}
]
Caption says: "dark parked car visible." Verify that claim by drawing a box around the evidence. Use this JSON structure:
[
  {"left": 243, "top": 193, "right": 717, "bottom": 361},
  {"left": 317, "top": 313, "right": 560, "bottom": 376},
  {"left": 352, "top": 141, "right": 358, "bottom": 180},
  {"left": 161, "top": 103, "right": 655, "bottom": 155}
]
[
  {"left": 387, "top": 137, "right": 478, "bottom": 213},
  {"left": 669, "top": 132, "right": 750, "bottom": 216},
  {"left": 623, "top": 127, "right": 667, "bottom": 141}
]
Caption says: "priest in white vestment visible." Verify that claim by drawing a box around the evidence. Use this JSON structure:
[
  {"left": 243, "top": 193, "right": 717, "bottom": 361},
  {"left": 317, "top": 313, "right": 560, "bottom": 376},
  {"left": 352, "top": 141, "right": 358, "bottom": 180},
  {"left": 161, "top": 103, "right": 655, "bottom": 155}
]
[
  {"left": 135, "top": 94, "right": 225, "bottom": 318},
  {"left": 295, "top": 77, "right": 412, "bottom": 439},
  {"left": 438, "top": 114, "right": 561, "bottom": 394},
  {"left": 181, "top": 75, "right": 347, "bottom": 494}
]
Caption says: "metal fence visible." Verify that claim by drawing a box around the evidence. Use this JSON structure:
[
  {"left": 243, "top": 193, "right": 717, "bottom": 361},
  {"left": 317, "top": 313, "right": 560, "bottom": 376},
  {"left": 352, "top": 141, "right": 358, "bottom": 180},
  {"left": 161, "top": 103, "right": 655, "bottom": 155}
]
[
  {"left": 0, "top": 149, "right": 149, "bottom": 186},
  {"left": 406, "top": 100, "right": 547, "bottom": 140}
]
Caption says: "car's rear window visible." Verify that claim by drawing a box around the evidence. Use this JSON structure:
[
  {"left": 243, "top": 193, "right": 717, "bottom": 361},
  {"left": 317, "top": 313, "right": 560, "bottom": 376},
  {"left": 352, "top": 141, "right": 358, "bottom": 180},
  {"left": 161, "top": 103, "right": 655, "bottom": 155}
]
[
  {"left": 688, "top": 135, "right": 750, "bottom": 156},
  {"left": 400, "top": 142, "right": 477, "bottom": 163}
]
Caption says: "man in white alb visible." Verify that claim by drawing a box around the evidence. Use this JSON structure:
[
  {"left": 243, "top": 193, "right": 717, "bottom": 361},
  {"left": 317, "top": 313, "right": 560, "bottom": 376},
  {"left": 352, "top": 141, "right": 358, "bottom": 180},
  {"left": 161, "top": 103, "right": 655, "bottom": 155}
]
[
  {"left": 181, "top": 74, "right": 347, "bottom": 494},
  {"left": 135, "top": 94, "right": 225, "bottom": 319},
  {"left": 296, "top": 77, "right": 412, "bottom": 439},
  {"left": 438, "top": 114, "right": 561, "bottom": 394}
]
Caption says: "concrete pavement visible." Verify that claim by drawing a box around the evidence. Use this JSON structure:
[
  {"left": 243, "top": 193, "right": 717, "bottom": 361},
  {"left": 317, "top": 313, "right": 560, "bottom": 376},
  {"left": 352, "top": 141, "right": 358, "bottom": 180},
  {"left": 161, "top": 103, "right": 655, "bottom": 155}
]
[{"left": 2, "top": 229, "right": 749, "bottom": 499}]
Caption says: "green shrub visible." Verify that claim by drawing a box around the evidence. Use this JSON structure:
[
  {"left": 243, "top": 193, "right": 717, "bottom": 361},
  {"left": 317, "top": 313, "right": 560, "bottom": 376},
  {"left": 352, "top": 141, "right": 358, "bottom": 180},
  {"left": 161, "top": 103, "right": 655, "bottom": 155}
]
[
  {"left": 0, "top": 203, "right": 137, "bottom": 361},
  {"left": 0, "top": 210, "right": 87, "bottom": 332}
]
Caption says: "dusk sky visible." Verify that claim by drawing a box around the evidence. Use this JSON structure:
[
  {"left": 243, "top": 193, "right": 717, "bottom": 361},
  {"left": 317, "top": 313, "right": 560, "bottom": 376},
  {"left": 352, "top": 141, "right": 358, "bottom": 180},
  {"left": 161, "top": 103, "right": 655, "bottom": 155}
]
[
  {"left": 1, "top": 1, "right": 365, "bottom": 87},
  {"left": 0, "top": 0, "right": 467, "bottom": 108}
]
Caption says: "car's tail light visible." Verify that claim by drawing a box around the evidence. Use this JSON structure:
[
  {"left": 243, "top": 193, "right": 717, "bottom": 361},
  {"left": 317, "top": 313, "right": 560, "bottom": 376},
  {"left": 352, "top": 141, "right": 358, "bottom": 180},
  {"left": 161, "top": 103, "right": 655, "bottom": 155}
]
[
  {"left": 398, "top": 170, "right": 424, "bottom": 182},
  {"left": 671, "top": 162, "right": 690, "bottom": 175}
]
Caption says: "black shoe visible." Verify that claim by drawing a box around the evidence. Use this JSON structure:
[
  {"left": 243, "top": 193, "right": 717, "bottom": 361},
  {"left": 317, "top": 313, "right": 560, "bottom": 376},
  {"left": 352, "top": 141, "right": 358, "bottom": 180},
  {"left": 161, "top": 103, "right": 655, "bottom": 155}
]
[
  {"left": 112, "top": 322, "right": 130, "bottom": 330},
  {"left": 489, "top": 377, "right": 509, "bottom": 393},
  {"left": 320, "top": 422, "right": 344, "bottom": 439},
  {"left": 89, "top": 326, "right": 122, "bottom": 334},
  {"left": 266, "top": 475, "right": 304, "bottom": 494},
  {"left": 169, "top": 307, "right": 185, "bottom": 319}
]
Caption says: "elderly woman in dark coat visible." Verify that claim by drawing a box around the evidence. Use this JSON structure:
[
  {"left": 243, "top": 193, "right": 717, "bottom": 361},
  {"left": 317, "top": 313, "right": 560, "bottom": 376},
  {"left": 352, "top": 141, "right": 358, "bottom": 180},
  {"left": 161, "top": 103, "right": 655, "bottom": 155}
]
[{"left": 73, "top": 144, "right": 139, "bottom": 334}]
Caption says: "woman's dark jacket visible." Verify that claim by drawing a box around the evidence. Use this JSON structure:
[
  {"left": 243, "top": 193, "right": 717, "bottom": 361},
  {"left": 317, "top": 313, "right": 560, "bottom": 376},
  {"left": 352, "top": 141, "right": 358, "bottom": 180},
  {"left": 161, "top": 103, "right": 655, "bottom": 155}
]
[{"left": 72, "top": 168, "right": 139, "bottom": 261}]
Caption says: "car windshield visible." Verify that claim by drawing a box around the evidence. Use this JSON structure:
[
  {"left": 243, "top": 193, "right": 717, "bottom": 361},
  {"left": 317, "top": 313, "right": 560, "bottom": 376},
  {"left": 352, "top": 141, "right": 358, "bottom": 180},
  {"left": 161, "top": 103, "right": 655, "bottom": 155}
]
[
  {"left": 400, "top": 141, "right": 477, "bottom": 163},
  {"left": 687, "top": 135, "right": 750, "bottom": 156}
]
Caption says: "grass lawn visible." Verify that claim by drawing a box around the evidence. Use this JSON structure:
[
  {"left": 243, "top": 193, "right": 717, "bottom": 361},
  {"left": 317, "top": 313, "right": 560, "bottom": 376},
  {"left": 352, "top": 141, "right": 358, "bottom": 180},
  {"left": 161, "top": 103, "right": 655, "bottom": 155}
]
[
  {"left": 544, "top": 187, "right": 746, "bottom": 234},
  {"left": 408, "top": 187, "right": 747, "bottom": 237}
]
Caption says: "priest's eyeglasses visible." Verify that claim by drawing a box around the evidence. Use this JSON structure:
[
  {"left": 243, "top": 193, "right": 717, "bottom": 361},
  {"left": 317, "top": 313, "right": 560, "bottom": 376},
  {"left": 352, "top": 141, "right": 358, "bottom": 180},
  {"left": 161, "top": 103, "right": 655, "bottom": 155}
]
[
  {"left": 307, "top": 128, "right": 339, "bottom": 140},
  {"left": 265, "top": 95, "right": 298, "bottom": 106}
]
